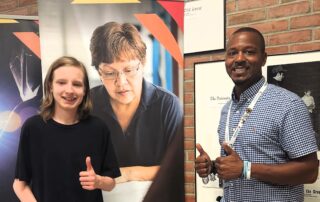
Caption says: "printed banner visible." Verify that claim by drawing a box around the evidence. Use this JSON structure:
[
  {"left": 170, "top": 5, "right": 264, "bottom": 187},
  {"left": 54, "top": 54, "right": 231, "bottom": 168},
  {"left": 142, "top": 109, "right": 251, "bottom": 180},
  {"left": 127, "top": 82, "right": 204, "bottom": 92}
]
[
  {"left": 0, "top": 18, "right": 42, "bottom": 202},
  {"left": 37, "top": 1, "right": 183, "bottom": 201}
]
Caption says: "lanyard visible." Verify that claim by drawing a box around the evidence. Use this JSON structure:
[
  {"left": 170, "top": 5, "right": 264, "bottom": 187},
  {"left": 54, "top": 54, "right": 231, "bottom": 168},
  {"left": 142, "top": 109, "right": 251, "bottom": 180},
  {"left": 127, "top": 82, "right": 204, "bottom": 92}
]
[{"left": 225, "top": 81, "right": 268, "bottom": 148}]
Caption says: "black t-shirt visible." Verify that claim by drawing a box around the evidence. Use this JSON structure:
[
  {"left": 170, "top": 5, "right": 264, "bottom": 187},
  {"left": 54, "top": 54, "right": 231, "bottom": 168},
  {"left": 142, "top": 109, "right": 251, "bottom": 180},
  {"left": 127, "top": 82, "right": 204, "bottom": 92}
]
[
  {"left": 15, "top": 115, "right": 121, "bottom": 202},
  {"left": 90, "top": 80, "right": 183, "bottom": 167}
]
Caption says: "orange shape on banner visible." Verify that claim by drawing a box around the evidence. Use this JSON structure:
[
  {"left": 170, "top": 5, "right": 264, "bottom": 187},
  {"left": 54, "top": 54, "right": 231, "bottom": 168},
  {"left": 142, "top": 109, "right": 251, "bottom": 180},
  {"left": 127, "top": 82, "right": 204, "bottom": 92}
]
[
  {"left": 13, "top": 32, "right": 41, "bottom": 59},
  {"left": 71, "top": 0, "right": 140, "bottom": 3},
  {"left": 0, "top": 19, "right": 18, "bottom": 23},
  {"left": 157, "top": 0, "right": 184, "bottom": 32},
  {"left": 135, "top": 14, "right": 183, "bottom": 68}
]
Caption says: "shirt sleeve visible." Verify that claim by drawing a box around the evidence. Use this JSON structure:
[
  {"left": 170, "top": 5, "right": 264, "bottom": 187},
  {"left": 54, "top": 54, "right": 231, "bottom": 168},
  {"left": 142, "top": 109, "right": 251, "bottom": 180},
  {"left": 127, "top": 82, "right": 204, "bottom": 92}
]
[
  {"left": 279, "top": 98, "right": 318, "bottom": 159},
  {"left": 15, "top": 120, "right": 32, "bottom": 183},
  {"left": 163, "top": 94, "right": 183, "bottom": 145}
]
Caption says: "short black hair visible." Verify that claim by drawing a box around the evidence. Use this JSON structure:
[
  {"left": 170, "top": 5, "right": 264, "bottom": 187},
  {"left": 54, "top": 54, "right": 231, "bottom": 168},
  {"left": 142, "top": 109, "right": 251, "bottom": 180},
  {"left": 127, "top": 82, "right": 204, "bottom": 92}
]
[{"left": 231, "top": 27, "right": 266, "bottom": 53}]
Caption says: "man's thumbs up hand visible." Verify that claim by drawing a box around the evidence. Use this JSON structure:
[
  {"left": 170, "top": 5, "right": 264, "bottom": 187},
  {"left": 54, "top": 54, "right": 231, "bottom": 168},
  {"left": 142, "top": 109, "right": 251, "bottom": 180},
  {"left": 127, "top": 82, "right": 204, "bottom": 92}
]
[
  {"left": 195, "top": 143, "right": 212, "bottom": 178},
  {"left": 215, "top": 142, "right": 243, "bottom": 180}
]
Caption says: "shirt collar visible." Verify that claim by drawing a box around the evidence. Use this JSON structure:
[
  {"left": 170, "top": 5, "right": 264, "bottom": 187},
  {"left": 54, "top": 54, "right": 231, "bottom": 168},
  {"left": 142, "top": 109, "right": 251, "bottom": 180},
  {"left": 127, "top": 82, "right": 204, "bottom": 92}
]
[
  {"left": 232, "top": 77, "right": 266, "bottom": 101},
  {"left": 140, "top": 79, "right": 158, "bottom": 109}
]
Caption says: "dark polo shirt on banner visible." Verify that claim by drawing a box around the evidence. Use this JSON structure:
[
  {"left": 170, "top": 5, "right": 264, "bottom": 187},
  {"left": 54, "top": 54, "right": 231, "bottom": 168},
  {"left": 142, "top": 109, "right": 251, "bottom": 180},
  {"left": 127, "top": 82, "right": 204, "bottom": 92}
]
[{"left": 90, "top": 79, "right": 183, "bottom": 167}]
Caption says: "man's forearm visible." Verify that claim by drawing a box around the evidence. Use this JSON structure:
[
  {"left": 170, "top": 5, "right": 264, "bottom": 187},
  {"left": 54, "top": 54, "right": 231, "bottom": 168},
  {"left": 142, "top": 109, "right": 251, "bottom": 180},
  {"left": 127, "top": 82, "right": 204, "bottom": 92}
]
[{"left": 251, "top": 153, "right": 318, "bottom": 185}]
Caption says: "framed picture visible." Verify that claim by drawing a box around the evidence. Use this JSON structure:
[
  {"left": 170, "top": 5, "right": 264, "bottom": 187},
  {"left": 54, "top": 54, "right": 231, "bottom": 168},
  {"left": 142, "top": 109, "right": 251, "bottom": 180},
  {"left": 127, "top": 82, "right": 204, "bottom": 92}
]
[
  {"left": 184, "top": 0, "right": 225, "bottom": 55},
  {"left": 194, "top": 60, "right": 231, "bottom": 202},
  {"left": 194, "top": 51, "right": 320, "bottom": 202},
  {"left": 263, "top": 51, "right": 320, "bottom": 150}
]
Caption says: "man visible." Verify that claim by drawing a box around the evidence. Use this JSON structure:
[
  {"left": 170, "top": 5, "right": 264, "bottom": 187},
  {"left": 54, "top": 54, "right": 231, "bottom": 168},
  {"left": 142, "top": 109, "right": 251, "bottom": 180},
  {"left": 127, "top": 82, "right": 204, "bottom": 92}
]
[{"left": 195, "top": 27, "right": 319, "bottom": 201}]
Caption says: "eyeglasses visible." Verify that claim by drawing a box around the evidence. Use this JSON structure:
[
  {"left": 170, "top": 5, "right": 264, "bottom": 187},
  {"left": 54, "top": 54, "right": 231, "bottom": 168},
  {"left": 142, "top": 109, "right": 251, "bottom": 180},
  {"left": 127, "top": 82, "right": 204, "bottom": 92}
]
[{"left": 99, "top": 63, "right": 140, "bottom": 80}]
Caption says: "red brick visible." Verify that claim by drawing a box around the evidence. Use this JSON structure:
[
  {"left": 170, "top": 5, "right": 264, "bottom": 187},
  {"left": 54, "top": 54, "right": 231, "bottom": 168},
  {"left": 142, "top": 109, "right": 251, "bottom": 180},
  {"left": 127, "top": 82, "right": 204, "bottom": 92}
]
[
  {"left": 184, "top": 116, "right": 194, "bottom": 128},
  {"left": 184, "top": 104, "right": 194, "bottom": 116},
  {"left": 228, "top": 9, "right": 266, "bottom": 25},
  {"left": 281, "top": 0, "right": 296, "bottom": 3},
  {"left": 184, "top": 81, "right": 194, "bottom": 92},
  {"left": 315, "top": 0, "right": 320, "bottom": 11},
  {"left": 186, "top": 150, "right": 195, "bottom": 161},
  {"left": 211, "top": 53, "right": 225, "bottom": 61},
  {"left": 28, "top": 4, "right": 38, "bottom": 15},
  {"left": 19, "top": 0, "right": 37, "bottom": 7},
  {"left": 185, "top": 184, "right": 195, "bottom": 194},
  {"left": 4, "top": 7, "right": 29, "bottom": 15},
  {"left": 184, "top": 69, "right": 194, "bottom": 80},
  {"left": 227, "top": 27, "right": 239, "bottom": 40},
  {"left": 315, "top": 29, "right": 320, "bottom": 40},
  {"left": 185, "top": 160, "right": 195, "bottom": 172},
  {"left": 184, "top": 139, "right": 195, "bottom": 150},
  {"left": 265, "top": 35, "right": 270, "bottom": 47},
  {"left": 238, "top": 0, "right": 277, "bottom": 10},
  {"left": 184, "top": 127, "right": 194, "bottom": 139},
  {"left": 268, "top": 1, "right": 310, "bottom": 19},
  {"left": 226, "top": 1, "right": 236, "bottom": 13},
  {"left": 0, "top": 0, "right": 17, "bottom": 12},
  {"left": 185, "top": 194, "right": 195, "bottom": 202},
  {"left": 291, "top": 14, "right": 320, "bottom": 29},
  {"left": 184, "top": 92, "right": 194, "bottom": 104},
  {"left": 251, "top": 20, "right": 288, "bottom": 34},
  {"left": 268, "top": 30, "right": 312, "bottom": 45},
  {"left": 266, "top": 46, "right": 289, "bottom": 55},
  {"left": 290, "top": 42, "right": 320, "bottom": 52},
  {"left": 185, "top": 172, "right": 195, "bottom": 183},
  {"left": 184, "top": 55, "right": 211, "bottom": 68}
]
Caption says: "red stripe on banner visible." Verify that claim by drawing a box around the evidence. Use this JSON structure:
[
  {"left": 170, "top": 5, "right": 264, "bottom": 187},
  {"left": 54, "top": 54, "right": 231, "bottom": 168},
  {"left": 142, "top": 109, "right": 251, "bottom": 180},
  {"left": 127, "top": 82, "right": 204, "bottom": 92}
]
[
  {"left": 135, "top": 14, "right": 183, "bottom": 68},
  {"left": 157, "top": 0, "right": 184, "bottom": 32},
  {"left": 13, "top": 32, "right": 41, "bottom": 59}
]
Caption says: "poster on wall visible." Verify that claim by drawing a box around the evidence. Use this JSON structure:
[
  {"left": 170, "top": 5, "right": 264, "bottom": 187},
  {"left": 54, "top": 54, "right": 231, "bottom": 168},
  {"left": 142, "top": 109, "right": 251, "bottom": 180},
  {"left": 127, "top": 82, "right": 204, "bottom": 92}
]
[
  {"left": 184, "top": 0, "right": 225, "bottom": 54},
  {"left": 38, "top": 1, "right": 184, "bottom": 201},
  {"left": 195, "top": 51, "right": 320, "bottom": 201},
  {"left": 195, "top": 61, "right": 232, "bottom": 202},
  {"left": 0, "top": 17, "right": 42, "bottom": 202}
]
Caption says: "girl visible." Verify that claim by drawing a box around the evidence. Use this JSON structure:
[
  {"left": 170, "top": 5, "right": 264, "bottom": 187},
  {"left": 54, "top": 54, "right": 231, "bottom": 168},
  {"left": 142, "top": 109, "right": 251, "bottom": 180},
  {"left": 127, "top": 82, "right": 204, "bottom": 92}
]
[{"left": 13, "top": 56, "right": 120, "bottom": 202}]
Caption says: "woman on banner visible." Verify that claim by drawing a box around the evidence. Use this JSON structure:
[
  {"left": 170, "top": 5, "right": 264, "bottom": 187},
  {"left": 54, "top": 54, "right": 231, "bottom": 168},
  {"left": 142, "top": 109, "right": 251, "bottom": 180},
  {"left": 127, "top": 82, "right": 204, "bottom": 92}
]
[
  {"left": 89, "top": 22, "right": 183, "bottom": 184},
  {"left": 13, "top": 56, "right": 121, "bottom": 202}
]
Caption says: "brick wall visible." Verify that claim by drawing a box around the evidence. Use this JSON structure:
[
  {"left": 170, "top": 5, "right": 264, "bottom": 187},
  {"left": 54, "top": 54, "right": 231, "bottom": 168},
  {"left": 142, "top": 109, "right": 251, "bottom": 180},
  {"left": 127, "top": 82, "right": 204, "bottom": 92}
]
[
  {"left": 184, "top": 0, "right": 320, "bottom": 201},
  {"left": 2, "top": 0, "right": 320, "bottom": 201},
  {"left": 0, "top": 0, "right": 38, "bottom": 16}
]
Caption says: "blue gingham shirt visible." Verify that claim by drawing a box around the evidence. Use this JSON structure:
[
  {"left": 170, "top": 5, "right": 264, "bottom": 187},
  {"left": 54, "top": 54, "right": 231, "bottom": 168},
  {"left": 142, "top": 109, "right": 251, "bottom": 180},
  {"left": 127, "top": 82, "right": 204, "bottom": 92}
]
[{"left": 218, "top": 77, "right": 318, "bottom": 202}]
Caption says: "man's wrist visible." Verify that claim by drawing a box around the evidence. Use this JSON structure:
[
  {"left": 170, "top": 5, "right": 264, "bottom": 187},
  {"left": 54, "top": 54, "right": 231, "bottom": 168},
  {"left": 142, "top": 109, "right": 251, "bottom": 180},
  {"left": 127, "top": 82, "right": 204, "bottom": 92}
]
[{"left": 242, "top": 161, "right": 251, "bottom": 179}]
